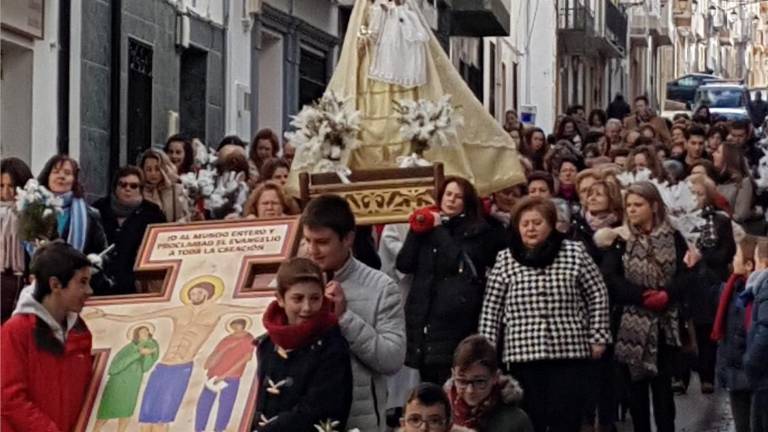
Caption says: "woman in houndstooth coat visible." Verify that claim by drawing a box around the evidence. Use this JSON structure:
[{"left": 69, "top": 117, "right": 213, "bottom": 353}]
[{"left": 479, "top": 196, "right": 610, "bottom": 432}]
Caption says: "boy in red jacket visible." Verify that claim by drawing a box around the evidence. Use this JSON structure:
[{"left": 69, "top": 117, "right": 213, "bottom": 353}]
[{"left": 1, "top": 240, "right": 95, "bottom": 432}]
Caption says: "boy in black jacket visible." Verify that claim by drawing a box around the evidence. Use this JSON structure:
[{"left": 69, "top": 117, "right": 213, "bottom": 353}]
[{"left": 252, "top": 258, "right": 352, "bottom": 431}]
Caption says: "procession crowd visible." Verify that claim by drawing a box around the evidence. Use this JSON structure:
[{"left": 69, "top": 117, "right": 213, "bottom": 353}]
[{"left": 2, "top": 93, "right": 768, "bottom": 432}]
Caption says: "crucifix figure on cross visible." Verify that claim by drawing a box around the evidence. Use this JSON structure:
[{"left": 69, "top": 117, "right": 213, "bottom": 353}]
[
  {"left": 77, "top": 217, "right": 301, "bottom": 432},
  {"left": 85, "top": 275, "right": 263, "bottom": 431}
]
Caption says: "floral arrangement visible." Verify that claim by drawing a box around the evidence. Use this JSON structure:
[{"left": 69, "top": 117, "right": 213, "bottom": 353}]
[
  {"left": 207, "top": 171, "right": 249, "bottom": 218},
  {"left": 14, "top": 179, "right": 63, "bottom": 242},
  {"left": 193, "top": 137, "right": 217, "bottom": 167},
  {"left": 285, "top": 91, "right": 361, "bottom": 182},
  {"left": 179, "top": 140, "right": 247, "bottom": 217},
  {"left": 393, "top": 95, "right": 463, "bottom": 167},
  {"left": 313, "top": 419, "right": 360, "bottom": 432}
]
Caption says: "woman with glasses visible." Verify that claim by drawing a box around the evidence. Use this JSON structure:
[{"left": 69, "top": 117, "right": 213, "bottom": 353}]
[
  {"left": 479, "top": 196, "right": 610, "bottom": 432},
  {"left": 447, "top": 335, "right": 533, "bottom": 432},
  {"left": 93, "top": 166, "right": 166, "bottom": 295}
]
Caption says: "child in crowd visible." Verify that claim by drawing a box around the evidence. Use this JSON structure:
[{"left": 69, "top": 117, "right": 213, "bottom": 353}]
[
  {"left": 252, "top": 257, "right": 352, "bottom": 431},
  {"left": 744, "top": 237, "right": 768, "bottom": 432},
  {"left": 712, "top": 236, "right": 758, "bottom": 432},
  {"left": 400, "top": 383, "right": 470, "bottom": 432},
  {"left": 446, "top": 335, "right": 533, "bottom": 432},
  {"left": 1, "top": 240, "right": 95, "bottom": 431}
]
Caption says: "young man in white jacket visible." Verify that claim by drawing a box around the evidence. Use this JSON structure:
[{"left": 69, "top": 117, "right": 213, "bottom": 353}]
[{"left": 302, "top": 195, "right": 407, "bottom": 431}]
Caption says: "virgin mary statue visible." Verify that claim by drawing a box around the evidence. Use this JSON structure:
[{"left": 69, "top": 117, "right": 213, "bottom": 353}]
[{"left": 287, "top": 0, "right": 524, "bottom": 196}]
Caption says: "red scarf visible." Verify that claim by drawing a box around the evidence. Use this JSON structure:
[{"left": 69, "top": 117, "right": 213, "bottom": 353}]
[
  {"left": 711, "top": 274, "right": 746, "bottom": 341},
  {"left": 449, "top": 382, "right": 500, "bottom": 430},
  {"left": 262, "top": 300, "right": 338, "bottom": 351}
]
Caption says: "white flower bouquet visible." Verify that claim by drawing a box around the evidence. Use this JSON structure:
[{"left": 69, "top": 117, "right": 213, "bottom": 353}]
[
  {"left": 207, "top": 171, "right": 249, "bottom": 219},
  {"left": 14, "top": 179, "right": 63, "bottom": 242},
  {"left": 393, "top": 95, "right": 463, "bottom": 166},
  {"left": 180, "top": 167, "right": 217, "bottom": 214},
  {"left": 193, "top": 138, "right": 218, "bottom": 167},
  {"left": 180, "top": 140, "right": 249, "bottom": 218},
  {"left": 285, "top": 91, "right": 361, "bottom": 181}
]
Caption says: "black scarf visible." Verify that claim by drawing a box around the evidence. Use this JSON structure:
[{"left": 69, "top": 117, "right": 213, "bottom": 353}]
[
  {"left": 110, "top": 194, "right": 142, "bottom": 219},
  {"left": 509, "top": 229, "right": 565, "bottom": 269}
]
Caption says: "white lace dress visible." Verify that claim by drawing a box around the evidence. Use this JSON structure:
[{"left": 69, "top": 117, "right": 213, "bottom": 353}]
[{"left": 368, "top": 0, "right": 429, "bottom": 88}]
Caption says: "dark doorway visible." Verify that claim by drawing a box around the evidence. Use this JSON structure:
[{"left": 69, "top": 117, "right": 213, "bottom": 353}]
[
  {"left": 298, "top": 47, "right": 328, "bottom": 110},
  {"left": 459, "top": 40, "right": 484, "bottom": 103},
  {"left": 489, "top": 41, "right": 496, "bottom": 117},
  {"left": 179, "top": 47, "right": 208, "bottom": 141},
  {"left": 127, "top": 38, "right": 153, "bottom": 165},
  {"left": 512, "top": 62, "right": 519, "bottom": 112}
]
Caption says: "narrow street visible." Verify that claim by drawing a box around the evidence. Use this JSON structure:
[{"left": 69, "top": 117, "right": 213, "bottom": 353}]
[{"left": 616, "top": 376, "right": 735, "bottom": 432}]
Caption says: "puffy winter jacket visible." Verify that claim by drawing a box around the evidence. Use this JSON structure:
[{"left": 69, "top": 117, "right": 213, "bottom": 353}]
[
  {"left": 396, "top": 215, "right": 505, "bottom": 370},
  {"left": 334, "top": 256, "right": 406, "bottom": 431},
  {"left": 716, "top": 278, "right": 751, "bottom": 391},
  {"left": 253, "top": 326, "right": 353, "bottom": 431}
]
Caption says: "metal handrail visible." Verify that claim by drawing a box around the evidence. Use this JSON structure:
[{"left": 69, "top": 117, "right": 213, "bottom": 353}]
[{"left": 558, "top": 1, "right": 595, "bottom": 31}]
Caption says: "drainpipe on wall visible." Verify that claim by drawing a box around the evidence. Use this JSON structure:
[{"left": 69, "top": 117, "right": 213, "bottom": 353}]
[
  {"left": 250, "top": 8, "right": 262, "bottom": 136},
  {"left": 58, "top": 0, "right": 71, "bottom": 155},
  {"left": 223, "top": 0, "right": 229, "bottom": 134},
  {"left": 109, "top": 0, "right": 122, "bottom": 180}
]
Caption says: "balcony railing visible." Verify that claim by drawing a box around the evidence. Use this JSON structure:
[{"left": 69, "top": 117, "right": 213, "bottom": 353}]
[
  {"left": 450, "top": 0, "right": 511, "bottom": 37},
  {"left": 673, "top": 0, "right": 692, "bottom": 27},
  {"left": 558, "top": 0, "right": 595, "bottom": 32},
  {"left": 605, "top": 0, "right": 627, "bottom": 53}
]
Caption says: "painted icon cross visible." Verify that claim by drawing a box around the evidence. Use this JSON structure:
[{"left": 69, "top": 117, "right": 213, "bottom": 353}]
[{"left": 78, "top": 217, "right": 300, "bottom": 432}]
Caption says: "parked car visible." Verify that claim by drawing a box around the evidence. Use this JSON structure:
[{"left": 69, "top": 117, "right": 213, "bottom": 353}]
[
  {"left": 666, "top": 73, "right": 720, "bottom": 105},
  {"left": 694, "top": 83, "right": 753, "bottom": 122}
]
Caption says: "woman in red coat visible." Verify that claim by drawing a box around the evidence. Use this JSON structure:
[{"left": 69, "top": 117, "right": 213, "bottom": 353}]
[{"left": 1, "top": 240, "right": 94, "bottom": 432}]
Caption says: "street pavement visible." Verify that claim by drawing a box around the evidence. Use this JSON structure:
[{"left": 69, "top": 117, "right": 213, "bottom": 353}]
[{"left": 616, "top": 375, "right": 735, "bottom": 432}]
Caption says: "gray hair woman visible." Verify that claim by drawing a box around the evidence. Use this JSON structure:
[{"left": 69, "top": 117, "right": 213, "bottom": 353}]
[
  {"left": 479, "top": 196, "right": 610, "bottom": 432},
  {"left": 139, "top": 149, "right": 190, "bottom": 222}
]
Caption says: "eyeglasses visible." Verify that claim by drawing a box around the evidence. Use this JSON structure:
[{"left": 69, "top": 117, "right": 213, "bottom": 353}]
[
  {"left": 118, "top": 181, "right": 141, "bottom": 190},
  {"left": 454, "top": 377, "right": 491, "bottom": 391},
  {"left": 404, "top": 415, "right": 448, "bottom": 430}
]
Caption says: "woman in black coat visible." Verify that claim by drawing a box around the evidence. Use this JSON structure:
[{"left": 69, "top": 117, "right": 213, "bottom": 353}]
[
  {"left": 396, "top": 176, "right": 506, "bottom": 385},
  {"left": 569, "top": 177, "right": 624, "bottom": 431},
  {"left": 687, "top": 174, "right": 736, "bottom": 392},
  {"left": 94, "top": 166, "right": 166, "bottom": 296},
  {"left": 597, "top": 182, "right": 695, "bottom": 432},
  {"left": 570, "top": 176, "right": 624, "bottom": 264}
]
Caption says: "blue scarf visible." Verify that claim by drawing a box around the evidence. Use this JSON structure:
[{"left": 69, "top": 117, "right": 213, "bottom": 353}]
[{"left": 57, "top": 192, "right": 89, "bottom": 252}]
